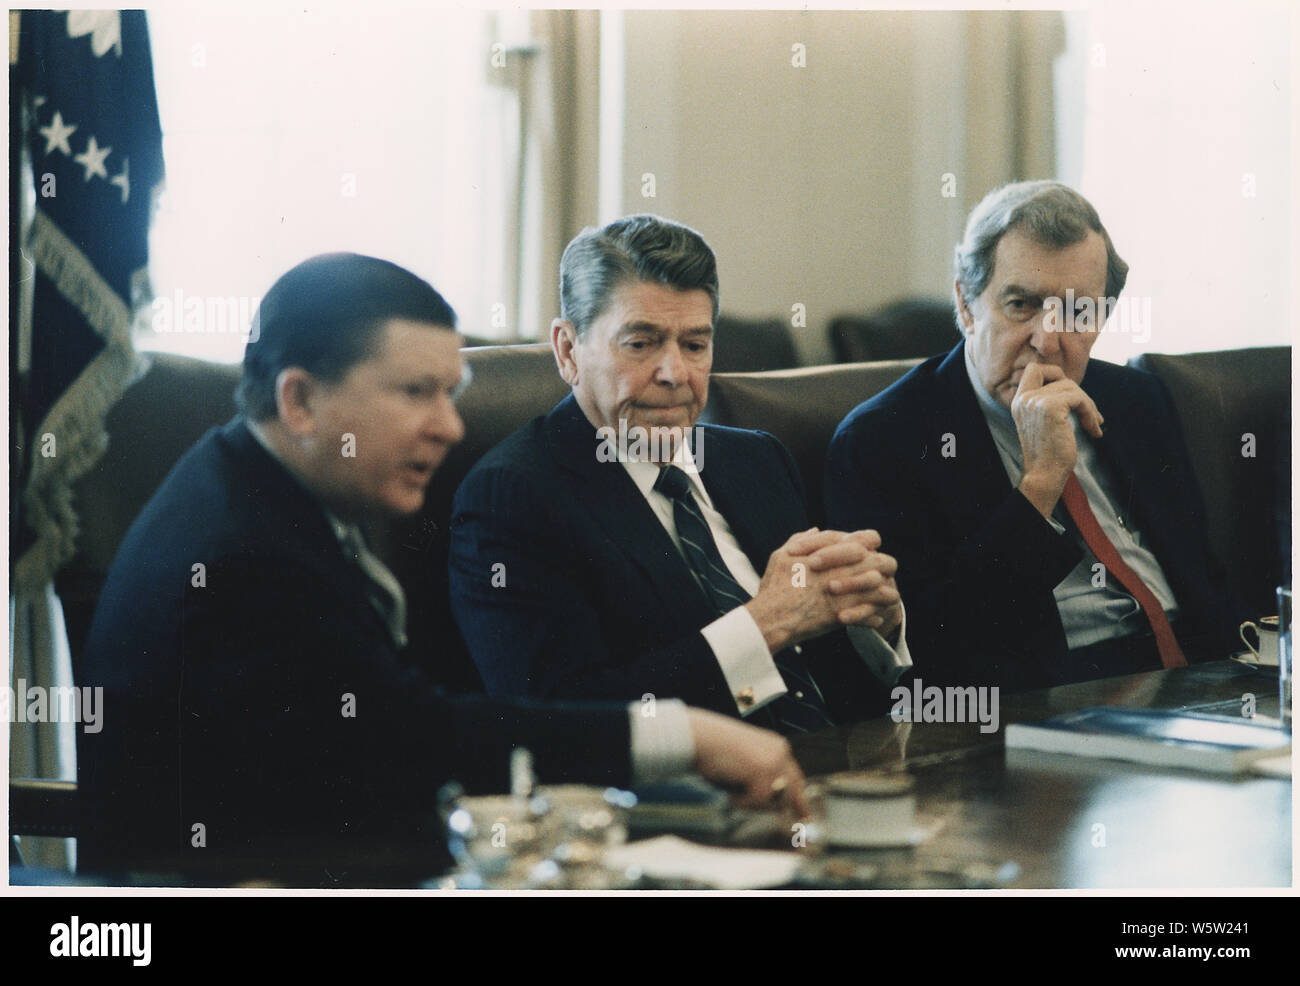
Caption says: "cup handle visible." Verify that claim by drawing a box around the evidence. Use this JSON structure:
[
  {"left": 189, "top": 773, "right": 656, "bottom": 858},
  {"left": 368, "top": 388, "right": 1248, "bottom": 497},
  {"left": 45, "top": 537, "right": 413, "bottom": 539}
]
[{"left": 1239, "top": 621, "right": 1262, "bottom": 659}]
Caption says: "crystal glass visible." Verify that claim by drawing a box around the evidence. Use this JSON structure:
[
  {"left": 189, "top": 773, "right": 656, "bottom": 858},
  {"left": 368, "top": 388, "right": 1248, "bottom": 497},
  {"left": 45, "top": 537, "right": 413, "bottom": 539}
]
[
  {"left": 1278, "top": 586, "right": 1292, "bottom": 725},
  {"left": 440, "top": 784, "right": 634, "bottom": 888}
]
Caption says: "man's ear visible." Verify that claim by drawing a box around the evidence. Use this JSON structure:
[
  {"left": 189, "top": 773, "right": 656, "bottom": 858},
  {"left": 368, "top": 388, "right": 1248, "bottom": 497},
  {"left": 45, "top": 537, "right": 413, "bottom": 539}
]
[
  {"left": 954, "top": 279, "right": 976, "bottom": 334},
  {"left": 274, "top": 367, "right": 319, "bottom": 435},
  {"left": 551, "top": 319, "right": 580, "bottom": 386}
]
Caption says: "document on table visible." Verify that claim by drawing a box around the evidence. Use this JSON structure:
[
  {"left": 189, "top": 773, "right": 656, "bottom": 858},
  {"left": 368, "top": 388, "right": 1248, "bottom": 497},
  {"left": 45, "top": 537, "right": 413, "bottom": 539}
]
[
  {"left": 1247, "top": 752, "right": 1292, "bottom": 778},
  {"left": 603, "top": 835, "right": 802, "bottom": 890}
]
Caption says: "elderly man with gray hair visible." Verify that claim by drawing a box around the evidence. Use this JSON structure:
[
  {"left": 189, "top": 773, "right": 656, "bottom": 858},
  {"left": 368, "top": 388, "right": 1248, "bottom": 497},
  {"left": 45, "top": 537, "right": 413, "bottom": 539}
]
[
  {"left": 450, "top": 214, "right": 910, "bottom": 734},
  {"left": 826, "top": 181, "right": 1245, "bottom": 692}
]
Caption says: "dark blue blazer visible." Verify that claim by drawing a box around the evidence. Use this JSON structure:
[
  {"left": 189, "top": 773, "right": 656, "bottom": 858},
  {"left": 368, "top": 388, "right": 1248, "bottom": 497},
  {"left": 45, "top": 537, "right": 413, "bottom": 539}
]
[
  {"left": 449, "top": 394, "right": 892, "bottom": 724},
  {"left": 825, "top": 342, "right": 1244, "bottom": 692},
  {"left": 78, "top": 419, "right": 631, "bottom": 884}
]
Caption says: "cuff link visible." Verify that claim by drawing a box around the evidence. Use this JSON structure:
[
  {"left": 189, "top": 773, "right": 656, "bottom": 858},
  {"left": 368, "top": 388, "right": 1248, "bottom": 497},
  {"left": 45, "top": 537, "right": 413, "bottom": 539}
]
[{"left": 736, "top": 686, "right": 755, "bottom": 709}]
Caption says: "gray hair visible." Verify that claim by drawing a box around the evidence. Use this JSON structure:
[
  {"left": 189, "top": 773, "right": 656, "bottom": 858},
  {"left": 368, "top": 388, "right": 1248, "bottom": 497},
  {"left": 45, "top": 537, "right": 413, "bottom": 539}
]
[
  {"left": 953, "top": 181, "right": 1129, "bottom": 324},
  {"left": 559, "top": 214, "right": 720, "bottom": 336}
]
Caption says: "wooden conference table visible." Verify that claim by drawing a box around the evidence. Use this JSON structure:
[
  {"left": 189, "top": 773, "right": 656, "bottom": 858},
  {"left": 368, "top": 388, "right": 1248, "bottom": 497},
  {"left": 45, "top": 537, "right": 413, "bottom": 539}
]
[
  {"left": 789, "top": 659, "right": 1291, "bottom": 889},
  {"left": 18, "top": 661, "right": 1286, "bottom": 890}
]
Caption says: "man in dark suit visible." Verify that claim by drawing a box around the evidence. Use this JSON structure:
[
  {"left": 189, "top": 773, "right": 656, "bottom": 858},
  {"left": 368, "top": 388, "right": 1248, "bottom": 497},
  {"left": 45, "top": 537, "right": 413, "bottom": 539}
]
[
  {"left": 450, "top": 216, "right": 910, "bottom": 732},
  {"left": 77, "top": 253, "right": 807, "bottom": 885},
  {"left": 826, "top": 181, "right": 1244, "bottom": 692}
]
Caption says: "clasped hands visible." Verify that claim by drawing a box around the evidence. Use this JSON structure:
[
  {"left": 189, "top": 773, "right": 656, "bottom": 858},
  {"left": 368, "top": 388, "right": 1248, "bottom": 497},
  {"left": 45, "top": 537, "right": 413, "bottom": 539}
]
[{"left": 745, "top": 527, "right": 902, "bottom": 654}]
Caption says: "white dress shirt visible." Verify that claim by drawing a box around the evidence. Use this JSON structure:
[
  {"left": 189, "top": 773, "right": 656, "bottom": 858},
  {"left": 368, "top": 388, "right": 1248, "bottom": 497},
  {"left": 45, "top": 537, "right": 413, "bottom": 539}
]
[{"left": 621, "top": 444, "right": 912, "bottom": 718}]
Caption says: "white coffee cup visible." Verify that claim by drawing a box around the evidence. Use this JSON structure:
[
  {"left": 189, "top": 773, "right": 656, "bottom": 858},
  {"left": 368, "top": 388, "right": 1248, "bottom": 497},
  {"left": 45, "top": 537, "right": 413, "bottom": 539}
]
[
  {"left": 1239, "top": 616, "right": 1280, "bottom": 667},
  {"left": 822, "top": 771, "right": 917, "bottom": 848}
]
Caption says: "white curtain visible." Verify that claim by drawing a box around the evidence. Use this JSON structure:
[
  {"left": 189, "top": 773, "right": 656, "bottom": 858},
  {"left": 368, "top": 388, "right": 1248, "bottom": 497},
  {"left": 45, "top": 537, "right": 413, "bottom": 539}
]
[{"left": 493, "top": 10, "right": 603, "bottom": 340}]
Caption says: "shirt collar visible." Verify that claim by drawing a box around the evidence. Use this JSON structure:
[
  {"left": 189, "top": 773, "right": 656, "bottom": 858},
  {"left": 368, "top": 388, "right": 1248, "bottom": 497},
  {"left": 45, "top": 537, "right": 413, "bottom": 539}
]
[
  {"left": 324, "top": 510, "right": 359, "bottom": 551},
  {"left": 244, "top": 418, "right": 363, "bottom": 552},
  {"left": 622, "top": 441, "right": 714, "bottom": 511}
]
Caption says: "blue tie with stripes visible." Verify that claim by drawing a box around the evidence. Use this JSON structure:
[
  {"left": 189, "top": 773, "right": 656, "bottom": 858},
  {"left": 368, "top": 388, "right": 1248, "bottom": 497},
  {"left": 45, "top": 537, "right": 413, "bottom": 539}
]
[{"left": 653, "top": 464, "right": 834, "bottom": 733}]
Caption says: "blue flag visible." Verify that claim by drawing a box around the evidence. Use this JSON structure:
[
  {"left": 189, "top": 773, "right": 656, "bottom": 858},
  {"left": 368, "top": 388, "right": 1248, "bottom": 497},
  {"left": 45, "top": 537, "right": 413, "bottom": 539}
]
[{"left": 14, "top": 10, "right": 164, "bottom": 588}]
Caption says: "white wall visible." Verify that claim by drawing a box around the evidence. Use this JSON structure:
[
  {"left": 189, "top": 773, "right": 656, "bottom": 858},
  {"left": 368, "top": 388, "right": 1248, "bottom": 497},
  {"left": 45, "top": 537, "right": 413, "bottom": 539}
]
[
  {"left": 1077, "top": 4, "right": 1293, "bottom": 363},
  {"left": 617, "top": 7, "right": 1293, "bottom": 365}
]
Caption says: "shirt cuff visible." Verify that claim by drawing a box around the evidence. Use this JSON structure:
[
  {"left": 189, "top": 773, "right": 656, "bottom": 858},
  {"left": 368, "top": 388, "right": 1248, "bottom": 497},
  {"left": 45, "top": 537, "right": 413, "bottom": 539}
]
[
  {"left": 699, "top": 605, "right": 788, "bottom": 717},
  {"left": 846, "top": 601, "right": 913, "bottom": 685},
  {"left": 627, "top": 698, "right": 695, "bottom": 786}
]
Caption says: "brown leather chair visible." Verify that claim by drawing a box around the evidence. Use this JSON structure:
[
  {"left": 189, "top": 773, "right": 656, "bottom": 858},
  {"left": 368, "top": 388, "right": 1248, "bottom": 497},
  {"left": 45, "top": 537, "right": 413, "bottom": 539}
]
[
  {"left": 58, "top": 345, "right": 569, "bottom": 691},
  {"left": 461, "top": 334, "right": 525, "bottom": 348},
  {"left": 1129, "top": 347, "right": 1291, "bottom": 615},
  {"left": 830, "top": 297, "right": 958, "bottom": 364},
  {"left": 711, "top": 314, "right": 799, "bottom": 373},
  {"left": 55, "top": 344, "right": 1289, "bottom": 687},
  {"left": 705, "top": 359, "right": 923, "bottom": 526},
  {"left": 58, "top": 353, "right": 242, "bottom": 675}
]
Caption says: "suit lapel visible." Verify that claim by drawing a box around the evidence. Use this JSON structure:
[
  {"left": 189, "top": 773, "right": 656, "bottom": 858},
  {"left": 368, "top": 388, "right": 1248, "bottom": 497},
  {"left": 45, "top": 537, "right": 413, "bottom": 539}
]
[
  {"left": 698, "top": 434, "right": 792, "bottom": 574},
  {"left": 930, "top": 343, "right": 1021, "bottom": 531},
  {"left": 225, "top": 419, "right": 401, "bottom": 655},
  {"left": 543, "top": 395, "right": 719, "bottom": 627},
  {"left": 1082, "top": 363, "right": 1156, "bottom": 547}
]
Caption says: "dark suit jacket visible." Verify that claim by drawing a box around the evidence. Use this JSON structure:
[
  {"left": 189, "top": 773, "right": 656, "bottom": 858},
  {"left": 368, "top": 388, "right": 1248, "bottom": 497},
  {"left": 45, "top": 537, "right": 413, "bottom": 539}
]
[
  {"left": 448, "top": 394, "right": 892, "bottom": 725},
  {"left": 77, "top": 419, "right": 632, "bottom": 885},
  {"left": 824, "top": 342, "right": 1244, "bottom": 692}
]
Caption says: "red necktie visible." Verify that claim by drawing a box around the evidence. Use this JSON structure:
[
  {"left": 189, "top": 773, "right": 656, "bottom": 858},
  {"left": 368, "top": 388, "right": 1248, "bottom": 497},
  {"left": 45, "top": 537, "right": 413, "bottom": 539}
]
[{"left": 1059, "top": 474, "right": 1187, "bottom": 669}]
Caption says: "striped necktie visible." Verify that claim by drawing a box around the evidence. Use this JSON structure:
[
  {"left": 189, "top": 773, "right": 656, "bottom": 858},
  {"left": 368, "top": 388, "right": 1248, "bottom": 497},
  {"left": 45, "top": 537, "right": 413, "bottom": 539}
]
[
  {"left": 337, "top": 523, "right": 408, "bottom": 651},
  {"left": 653, "top": 464, "right": 834, "bottom": 733}
]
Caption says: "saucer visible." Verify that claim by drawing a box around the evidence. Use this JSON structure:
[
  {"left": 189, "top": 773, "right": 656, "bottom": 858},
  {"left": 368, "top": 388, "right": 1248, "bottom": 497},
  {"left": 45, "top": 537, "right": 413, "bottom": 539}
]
[{"left": 1232, "top": 649, "right": 1280, "bottom": 669}]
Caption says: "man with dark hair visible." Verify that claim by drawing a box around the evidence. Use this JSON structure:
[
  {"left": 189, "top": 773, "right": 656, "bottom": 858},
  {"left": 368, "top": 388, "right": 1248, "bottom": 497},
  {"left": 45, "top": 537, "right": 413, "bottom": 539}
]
[
  {"left": 78, "top": 252, "right": 807, "bottom": 885},
  {"left": 449, "top": 216, "right": 909, "bottom": 732},
  {"left": 233, "top": 252, "right": 459, "bottom": 421},
  {"left": 826, "top": 182, "right": 1244, "bottom": 692}
]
